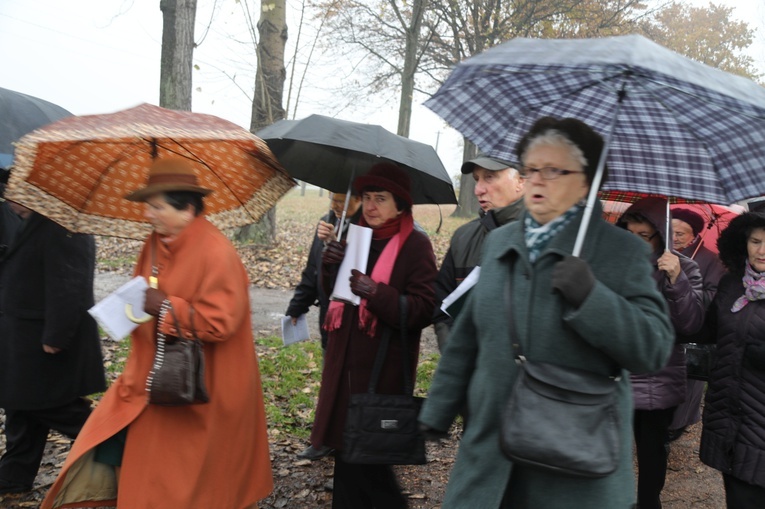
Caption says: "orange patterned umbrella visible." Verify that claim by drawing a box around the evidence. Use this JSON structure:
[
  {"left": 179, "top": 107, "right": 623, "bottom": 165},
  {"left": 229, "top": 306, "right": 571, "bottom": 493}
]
[{"left": 5, "top": 103, "right": 295, "bottom": 239}]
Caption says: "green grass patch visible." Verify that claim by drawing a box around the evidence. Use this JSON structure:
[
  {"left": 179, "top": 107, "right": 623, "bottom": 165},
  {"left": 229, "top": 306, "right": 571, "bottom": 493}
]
[
  {"left": 257, "top": 336, "right": 324, "bottom": 439},
  {"left": 415, "top": 352, "right": 441, "bottom": 397}
]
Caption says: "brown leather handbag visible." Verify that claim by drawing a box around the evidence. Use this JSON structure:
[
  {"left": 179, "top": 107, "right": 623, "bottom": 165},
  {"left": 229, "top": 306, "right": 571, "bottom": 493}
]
[{"left": 146, "top": 304, "right": 209, "bottom": 406}]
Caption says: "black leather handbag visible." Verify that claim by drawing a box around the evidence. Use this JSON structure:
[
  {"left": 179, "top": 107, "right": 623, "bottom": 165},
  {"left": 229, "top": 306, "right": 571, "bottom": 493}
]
[
  {"left": 146, "top": 305, "right": 209, "bottom": 406},
  {"left": 342, "top": 296, "right": 427, "bottom": 465},
  {"left": 499, "top": 277, "right": 621, "bottom": 478}
]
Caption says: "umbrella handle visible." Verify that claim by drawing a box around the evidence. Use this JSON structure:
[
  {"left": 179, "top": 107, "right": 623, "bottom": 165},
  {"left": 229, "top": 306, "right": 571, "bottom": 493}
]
[
  {"left": 125, "top": 275, "right": 158, "bottom": 324},
  {"left": 126, "top": 304, "right": 153, "bottom": 324}
]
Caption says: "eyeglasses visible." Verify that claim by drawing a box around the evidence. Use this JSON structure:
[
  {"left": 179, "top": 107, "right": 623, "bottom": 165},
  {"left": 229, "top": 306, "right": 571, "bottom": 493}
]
[{"left": 518, "top": 166, "right": 584, "bottom": 180}]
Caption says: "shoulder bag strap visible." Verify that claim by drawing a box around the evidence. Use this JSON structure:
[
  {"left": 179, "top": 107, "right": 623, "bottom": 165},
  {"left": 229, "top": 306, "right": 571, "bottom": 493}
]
[
  {"left": 366, "top": 294, "right": 410, "bottom": 394},
  {"left": 399, "top": 295, "right": 414, "bottom": 395}
]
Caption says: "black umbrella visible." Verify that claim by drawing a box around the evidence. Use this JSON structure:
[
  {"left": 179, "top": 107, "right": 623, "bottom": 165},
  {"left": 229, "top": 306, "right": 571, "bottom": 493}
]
[
  {"left": 256, "top": 114, "right": 457, "bottom": 205},
  {"left": 0, "top": 87, "right": 73, "bottom": 169}
]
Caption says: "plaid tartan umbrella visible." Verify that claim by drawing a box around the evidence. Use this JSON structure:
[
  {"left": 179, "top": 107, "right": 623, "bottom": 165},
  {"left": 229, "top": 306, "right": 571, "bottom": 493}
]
[
  {"left": 5, "top": 103, "right": 295, "bottom": 239},
  {"left": 426, "top": 34, "right": 765, "bottom": 204},
  {"left": 425, "top": 34, "right": 765, "bottom": 254}
]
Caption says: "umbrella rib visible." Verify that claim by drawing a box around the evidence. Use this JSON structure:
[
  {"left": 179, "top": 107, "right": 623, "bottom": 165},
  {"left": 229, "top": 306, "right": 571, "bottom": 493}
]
[
  {"left": 72, "top": 141, "right": 148, "bottom": 232},
  {"left": 149, "top": 137, "right": 255, "bottom": 221}
]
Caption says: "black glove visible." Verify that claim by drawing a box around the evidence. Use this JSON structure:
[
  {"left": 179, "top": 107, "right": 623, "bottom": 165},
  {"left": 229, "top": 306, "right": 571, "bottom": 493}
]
[
  {"left": 551, "top": 255, "right": 595, "bottom": 308},
  {"left": 144, "top": 287, "right": 168, "bottom": 317},
  {"left": 350, "top": 269, "right": 378, "bottom": 300},
  {"left": 419, "top": 423, "right": 449, "bottom": 441},
  {"left": 322, "top": 241, "right": 346, "bottom": 265}
]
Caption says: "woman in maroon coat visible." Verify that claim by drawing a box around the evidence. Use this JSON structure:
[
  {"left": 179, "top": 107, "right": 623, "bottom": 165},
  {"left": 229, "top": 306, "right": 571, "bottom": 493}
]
[{"left": 311, "top": 163, "right": 437, "bottom": 508}]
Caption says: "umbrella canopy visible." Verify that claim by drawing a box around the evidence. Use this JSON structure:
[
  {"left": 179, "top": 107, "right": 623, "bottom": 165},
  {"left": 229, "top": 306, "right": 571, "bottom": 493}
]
[
  {"left": 5, "top": 103, "right": 295, "bottom": 239},
  {"left": 671, "top": 203, "right": 744, "bottom": 256},
  {"left": 425, "top": 34, "right": 765, "bottom": 205},
  {"left": 256, "top": 114, "right": 457, "bottom": 205},
  {"left": 0, "top": 87, "right": 73, "bottom": 169}
]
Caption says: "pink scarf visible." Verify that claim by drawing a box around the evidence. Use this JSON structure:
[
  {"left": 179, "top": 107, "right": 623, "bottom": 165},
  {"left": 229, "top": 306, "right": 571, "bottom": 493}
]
[
  {"left": 731, "top": 261, "right": 765, "bottom": 313},
  {"left": 324, "top": 212, "right": 414, "bottom": 336}
]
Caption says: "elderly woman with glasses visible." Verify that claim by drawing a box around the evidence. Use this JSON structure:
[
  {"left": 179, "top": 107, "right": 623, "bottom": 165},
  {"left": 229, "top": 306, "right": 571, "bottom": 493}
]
[{"left": 419, "top": 117, "right": 675, "bottom": 509}]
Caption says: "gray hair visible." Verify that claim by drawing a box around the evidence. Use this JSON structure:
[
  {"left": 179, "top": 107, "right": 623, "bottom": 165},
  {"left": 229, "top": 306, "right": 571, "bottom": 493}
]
[{"left": 521, "top": 130, "right": 588, "bottom": 170}]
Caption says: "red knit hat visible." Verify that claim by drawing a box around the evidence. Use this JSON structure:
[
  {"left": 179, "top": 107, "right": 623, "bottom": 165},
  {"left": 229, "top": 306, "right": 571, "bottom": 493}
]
[{"left": 353, "top": 163, "right": 413, "bottom": 208}]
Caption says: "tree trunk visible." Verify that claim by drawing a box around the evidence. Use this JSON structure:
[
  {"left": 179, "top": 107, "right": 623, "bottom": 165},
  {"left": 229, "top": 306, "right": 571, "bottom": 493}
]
[
  {"left": 250, "top": 0, "right": 287, "bottom": 133},
  {"left": 453, "top": 139, "right": 479, "bottom": 217},
  {"left": 396, "top": 0, "right": 425, "bottom": 137},
  {"left": 159, "top": 0, "right": 197, "bottom": 110},
  {"left": 236, "top": 0, "right": 288, "bottom": 245}
]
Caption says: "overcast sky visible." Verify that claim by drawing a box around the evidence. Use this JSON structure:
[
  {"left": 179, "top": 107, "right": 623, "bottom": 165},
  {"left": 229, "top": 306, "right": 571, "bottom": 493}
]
[{"left": 1, "top": 0, "right": 763, "bottom": 179}]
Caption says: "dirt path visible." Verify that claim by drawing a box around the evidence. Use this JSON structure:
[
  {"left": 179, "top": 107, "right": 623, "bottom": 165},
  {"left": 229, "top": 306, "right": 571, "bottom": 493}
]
[{"left": 0, "top": 275, "right": 724, "bottom": 508}]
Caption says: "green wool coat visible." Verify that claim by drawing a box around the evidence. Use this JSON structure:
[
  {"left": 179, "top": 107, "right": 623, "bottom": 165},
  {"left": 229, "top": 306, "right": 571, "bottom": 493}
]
[{"left": 419, "top": 203, "right": 674, "bottom": 509}]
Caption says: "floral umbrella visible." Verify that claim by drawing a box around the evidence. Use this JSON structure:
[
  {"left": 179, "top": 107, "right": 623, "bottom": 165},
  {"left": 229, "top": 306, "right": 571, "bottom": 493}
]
[{"left": 5, "top": 103, "right": 295, "bottom": 239}]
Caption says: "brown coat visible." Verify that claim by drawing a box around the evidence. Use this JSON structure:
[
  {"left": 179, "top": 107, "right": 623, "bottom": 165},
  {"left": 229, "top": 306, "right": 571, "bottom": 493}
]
[
  {"left": 43, "top": 216, "right": 272, "bottom": 509},
  {"left": 310, "top": 230, "right": 437, "bottom": 450}
]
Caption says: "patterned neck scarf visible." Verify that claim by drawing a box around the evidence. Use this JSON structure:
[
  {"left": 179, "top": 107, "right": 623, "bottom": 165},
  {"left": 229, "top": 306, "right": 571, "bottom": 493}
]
[
  {"left": 524, "top": 204, "right": 582, "bottom": 263},
  {"left": 731, "top": 261, "right": 765, "bottom": 313}
]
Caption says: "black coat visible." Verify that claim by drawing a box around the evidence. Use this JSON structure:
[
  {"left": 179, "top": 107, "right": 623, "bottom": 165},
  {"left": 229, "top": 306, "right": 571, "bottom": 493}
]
[
  {"left": 700, "top": 212, "right": 765, "bottom": 488},
  {"left": 0, "top": 213, "right": 105, "bottom": 410}
]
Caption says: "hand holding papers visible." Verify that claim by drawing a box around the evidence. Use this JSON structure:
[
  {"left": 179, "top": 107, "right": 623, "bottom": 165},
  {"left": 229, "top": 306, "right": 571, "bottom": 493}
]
[
  {"left": 440, "top": 266, "right": 481, "bottom": 318},
  {"left": 281, "top": 314, "right": 311, "bottom": 346},
  {"left": 330, "top": 224, "right": 373, "bottom": 306},
  {"left": 88, "top": 276, "right": 150, "bottom": 341}
]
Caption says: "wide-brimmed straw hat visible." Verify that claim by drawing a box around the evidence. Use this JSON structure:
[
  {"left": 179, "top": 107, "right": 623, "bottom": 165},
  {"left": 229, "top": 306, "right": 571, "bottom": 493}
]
[{"left": 125, "top": 157, "right": 213, "bottom": 202}]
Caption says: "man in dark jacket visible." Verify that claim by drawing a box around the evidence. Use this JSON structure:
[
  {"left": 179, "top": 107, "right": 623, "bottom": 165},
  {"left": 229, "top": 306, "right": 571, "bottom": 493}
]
[
  {"left": 668, "top": 208, "right": 727, "bottom": 440},
  {"left": 0, "top": 202, "right": 106, "bottom": 494},
  {"left": 287, "top": 192, "right": 362, "bottom": 461},
  {"left": 432, "top": 156, "right": 524, "bottom": 350},
  {"left": 618, "top": 197, "right": 705, "bottom": 509},
  {"left": 286, "top": 192, "right": 363, "bottom": 350}
]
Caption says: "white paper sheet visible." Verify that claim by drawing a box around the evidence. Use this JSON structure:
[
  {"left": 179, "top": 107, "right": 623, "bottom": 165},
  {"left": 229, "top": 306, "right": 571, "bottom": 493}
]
[
  {"left": 88, "top": 276, "right": 150, "bottom": 341},
  {"left": 330, "top": 223, "right": 373, "bottom": 306},
  {"left": 281, "top": 314, "right": 311, "bottom": 346},
  {"left": 440, "top": 266, "right": 481, "bottom": 317}
]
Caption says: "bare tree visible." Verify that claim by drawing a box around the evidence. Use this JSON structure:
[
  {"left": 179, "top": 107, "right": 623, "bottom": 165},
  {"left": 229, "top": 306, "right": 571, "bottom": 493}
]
[
  {"left": 159, "top": 0, "right": 198, "bottom": 110},
  {"left": 235, "top": 0, "right": 288, "bottom": 244},
  {"left": 250, "top": 0, "right": 288, "bottom": 132}
]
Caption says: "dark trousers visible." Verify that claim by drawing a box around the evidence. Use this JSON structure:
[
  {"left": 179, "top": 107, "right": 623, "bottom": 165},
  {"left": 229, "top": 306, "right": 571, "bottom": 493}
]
[
  {"left": 633, "top": 406, "right": 677, "bottom": 509},
  {"left": 723, "top": 473, "right": 765, "bottom": 509},
  {"left": 332, "top": 457, "right": 408, "bottom": 509},
  {"left": 0, "top": 398, "right": 92, "bottom": 488}
]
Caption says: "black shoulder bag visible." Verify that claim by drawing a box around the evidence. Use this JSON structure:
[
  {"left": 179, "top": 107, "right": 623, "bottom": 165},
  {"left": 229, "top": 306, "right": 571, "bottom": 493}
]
[
  {"left": 499, "top": 270, "right": 621, "bottom": 478},
  {"left": 342, "top": 295, "right": 427, "bottom": 465}
]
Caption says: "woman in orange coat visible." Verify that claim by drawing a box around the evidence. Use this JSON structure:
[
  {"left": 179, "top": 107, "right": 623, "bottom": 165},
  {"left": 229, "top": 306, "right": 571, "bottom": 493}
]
[{"left": 42, "top": 157, "right": 273, "bottom": 509}]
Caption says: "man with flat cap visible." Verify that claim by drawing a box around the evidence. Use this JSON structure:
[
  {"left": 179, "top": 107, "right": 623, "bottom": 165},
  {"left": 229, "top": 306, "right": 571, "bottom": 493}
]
[{"left": 432, "top": 155, "right": 525, "bottom": 351}]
